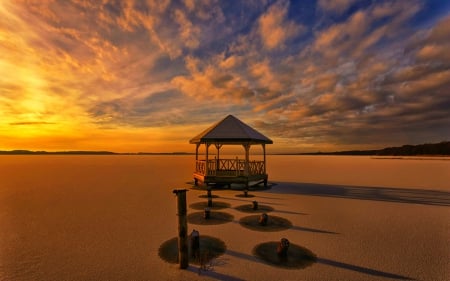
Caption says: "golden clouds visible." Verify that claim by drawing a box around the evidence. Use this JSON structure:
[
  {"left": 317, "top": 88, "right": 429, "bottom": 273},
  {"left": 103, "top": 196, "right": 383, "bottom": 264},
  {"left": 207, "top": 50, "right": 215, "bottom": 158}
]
[
  {"left": 313, "top": 10, "right": 370, "bottom": 58},
  {"left": 415, "top": 17, "right": 450, "bottom": 63},
  {"left": 416, "top": 44, "right": 448, "bottom": 61},
  {"left": 172, "top": 63, "right": 253, "bottom": 103},
  {"left": 249, "top": 60, "right": 283, "bottom": 93},
  {"left": 258, "top": 0, "right": 305, "bottom": 50},
  {"left": 173, "top": 9, "right": 200, "bottom": 50},
  {"left": 395, "top": 70, "right": 450, "bottom": 98},
  {"left": 219, "top": 55, "right": 241, "bottom": 69}
]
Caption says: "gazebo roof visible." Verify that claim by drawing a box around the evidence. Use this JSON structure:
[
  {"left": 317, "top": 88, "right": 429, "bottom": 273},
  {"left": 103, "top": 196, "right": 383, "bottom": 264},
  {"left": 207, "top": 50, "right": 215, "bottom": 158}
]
[{"left": 189, "top": 115, "right": 273, "bottom": 144}]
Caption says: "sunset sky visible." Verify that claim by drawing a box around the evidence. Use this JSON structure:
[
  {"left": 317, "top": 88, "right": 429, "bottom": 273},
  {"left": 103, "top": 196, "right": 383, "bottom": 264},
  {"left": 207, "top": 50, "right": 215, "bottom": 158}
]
[{"left": 1, "top": 0, "right": 449, "bottom": 153}]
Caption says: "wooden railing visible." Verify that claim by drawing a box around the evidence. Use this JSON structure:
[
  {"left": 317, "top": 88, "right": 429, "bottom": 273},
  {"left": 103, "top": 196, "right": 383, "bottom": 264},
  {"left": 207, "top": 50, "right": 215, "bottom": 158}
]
[
  {"left": 195, "top": 159, "right": 265, "bottom": 176},
  {"left": 196, "top": 160, "right": 206, "bottom": 175},
  {"left": 249, "top": 160, "right": 265, "bottom": 175}
]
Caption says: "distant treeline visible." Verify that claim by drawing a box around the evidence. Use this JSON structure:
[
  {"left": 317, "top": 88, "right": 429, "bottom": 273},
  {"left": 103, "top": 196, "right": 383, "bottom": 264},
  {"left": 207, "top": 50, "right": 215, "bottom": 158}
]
[
  {"left": 1, "top": 142, "right": 449, "bottom": 156},
  {"left": 299, "top": 141, "right": 450, "bottom": 156}
]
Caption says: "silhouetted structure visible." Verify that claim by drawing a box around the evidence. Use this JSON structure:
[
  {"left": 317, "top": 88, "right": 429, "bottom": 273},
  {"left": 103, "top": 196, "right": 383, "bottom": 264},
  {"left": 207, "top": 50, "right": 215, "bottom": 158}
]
[{"left": 190, "top": 115, "right": 273, "bottom": 188}]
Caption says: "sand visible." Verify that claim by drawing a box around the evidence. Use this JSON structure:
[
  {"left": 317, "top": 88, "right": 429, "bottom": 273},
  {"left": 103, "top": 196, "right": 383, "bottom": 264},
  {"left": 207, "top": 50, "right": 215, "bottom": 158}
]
[
  {"left": 163, "top": 184, "right": 449, "bottom": 281},
  {"left": 0, "top": 155, "right": 449, "bottom": 280}
]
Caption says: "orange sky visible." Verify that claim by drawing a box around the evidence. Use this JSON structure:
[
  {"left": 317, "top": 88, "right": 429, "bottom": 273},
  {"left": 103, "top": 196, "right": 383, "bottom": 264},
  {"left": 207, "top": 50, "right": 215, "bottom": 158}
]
[{"left": 1, "top": 1, "right": 449, "bottom": 153}]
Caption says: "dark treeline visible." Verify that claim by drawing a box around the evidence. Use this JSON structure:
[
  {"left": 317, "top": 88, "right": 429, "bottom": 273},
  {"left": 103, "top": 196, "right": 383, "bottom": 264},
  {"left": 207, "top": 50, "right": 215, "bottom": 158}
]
[
  {"left": 296, "top": 141, "right": 450, "bottom": 156},
  {"left": 376, "top": 141, "right": 450, "bottom": 156},
  {"left": 1, "top": 142, "right": 449, "bottom": 156}
]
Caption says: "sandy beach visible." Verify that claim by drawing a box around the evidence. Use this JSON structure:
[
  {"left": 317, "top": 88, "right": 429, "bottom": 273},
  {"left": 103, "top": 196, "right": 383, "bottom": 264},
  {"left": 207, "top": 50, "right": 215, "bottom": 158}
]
[{"left": 0, "top": 155, "right": 449, "bottom": 281}]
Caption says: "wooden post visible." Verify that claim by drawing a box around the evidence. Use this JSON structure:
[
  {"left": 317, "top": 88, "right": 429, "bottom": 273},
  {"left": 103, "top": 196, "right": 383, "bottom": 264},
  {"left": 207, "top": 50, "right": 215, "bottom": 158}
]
[
  {"left": 215, "top": 143, "right": 222, "bottom": 172},
  {"left": 277, "top": 238, "right": 290, "bottom": 258},
  {"left": 259, "top": 213, "right": 268, "bottom": 226},
  {"left": 243, "top": 143, "right": 250, "bottom": 176},
  {"left": 190, "top": 229, "right": 200, "bottom": 258},
  {"left": 173, "top": 189, "right": 189, "bottom": 269},
  {"left": 195, "top": 144, "right": 200, "bottom": 161},
  {"left": 262, "top": 144, "right": 266, "bottom": 174},
  {"left": 207, "top": 196, "right": 212, "bottom": 207},
  {"left": 263, "top": 143, "right": 268, "bottom": 187},
  {"left": 205, "top": 143, "right": 210, "bottom": 175},
  {"left": 204, "top": 207, "right": 211, "bottom": 219},
  {"left": 194, "top": 144, "right": 200, "bottom": 186}
]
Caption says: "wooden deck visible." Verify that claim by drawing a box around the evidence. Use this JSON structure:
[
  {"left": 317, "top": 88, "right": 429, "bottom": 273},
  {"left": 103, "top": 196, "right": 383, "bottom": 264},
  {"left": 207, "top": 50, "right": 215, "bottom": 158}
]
[{"left": 193, "top": 159, "right": 268, "bottom": 187}]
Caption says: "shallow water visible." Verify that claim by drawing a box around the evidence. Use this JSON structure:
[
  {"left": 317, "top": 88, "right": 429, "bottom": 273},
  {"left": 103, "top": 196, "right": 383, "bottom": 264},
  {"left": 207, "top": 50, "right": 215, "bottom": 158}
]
[{"left": 0, "top": 155, "right": 449, "bottom": 280}]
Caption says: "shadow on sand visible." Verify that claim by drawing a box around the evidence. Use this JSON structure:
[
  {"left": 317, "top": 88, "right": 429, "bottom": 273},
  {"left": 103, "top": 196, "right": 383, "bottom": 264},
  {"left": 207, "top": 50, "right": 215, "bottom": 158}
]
[
  {"left": 291, "top": 225, "right": 339, "bottom": 234},
  {"left": 227, "top": 249, "right": 413, "bottom": 280},
  {"left": 317, "top": 258, "right": 413, "bottom": 280},
  {"left": 265, "top": 182, "right": 450, "bottom": 206}
]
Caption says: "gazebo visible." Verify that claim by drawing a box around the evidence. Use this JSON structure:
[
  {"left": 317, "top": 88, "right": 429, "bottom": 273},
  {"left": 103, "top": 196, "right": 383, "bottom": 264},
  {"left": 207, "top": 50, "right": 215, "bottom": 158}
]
[{"left": 190, "top": 115, "right": 273, "bottom": 188}]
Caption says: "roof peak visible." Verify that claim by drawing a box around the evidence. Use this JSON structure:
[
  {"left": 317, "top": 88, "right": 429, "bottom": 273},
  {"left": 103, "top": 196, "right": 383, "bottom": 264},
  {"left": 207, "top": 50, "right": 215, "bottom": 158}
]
[{"left": 189, "top": 115, "right": 273, "bottom": 144}]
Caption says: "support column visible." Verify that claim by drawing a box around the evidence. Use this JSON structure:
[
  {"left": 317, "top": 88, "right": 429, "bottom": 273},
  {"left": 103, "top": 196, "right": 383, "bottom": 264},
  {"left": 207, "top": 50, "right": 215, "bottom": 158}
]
[
  {"left": 215, "top": 143, "right": 222, "bottom": 171},
  {"left": 262, "top": 143, "right": 267, "bottom": 187},
  {"left": 243, "top": 143, "right": 250, "bottom": 176},
  {"left": 195, "top": 143, "right": 200, "bottom": 161},
  {"left": 205, "top": 143, "right": 210, "bottom": 176},
  {"left": 262, "top": 144, "right": 266, "bottom": 174},
  {"left": 194, "top": 143, "right": 200, "bottom": 186}
]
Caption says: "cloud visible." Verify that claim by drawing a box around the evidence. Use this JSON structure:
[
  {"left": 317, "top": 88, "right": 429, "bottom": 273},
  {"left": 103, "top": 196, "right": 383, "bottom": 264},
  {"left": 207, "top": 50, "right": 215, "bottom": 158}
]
[
  {"left": 219, "top": 55, "right": 242, "bottom": 69},
  {"left": 427, "top": 15, "right": 450, "bottom": 44},
  {"left": 258, "top": 0, "right": 305, "bottom": 50},
  {"left": 313, "top": 1, "right": 421, "bottom": 60},
  {"left": 414, "top": 16, "right": 450, "bottom": 63},
  {"left": 171, "top": 64, "right": 256, "bottom": 103},
  {"left": 1, "top": 0, "right": 449, "bottom": 152},
  {"left": 9, "top": 122, "right": 56, "bottom": 126},
  {"left": 171, "top": 1, "right": 450, "bottom": 151},
  {"left": 256, "top": 2, "right": 449, "bottom": 148},
  {"left": 249, "top": 59, "right": 283, "bottom": 94},
  {"left": 173, "top": 9, "right": 200, "bottom": 50},
  {"left": 318, "top": 0, "right": 358, "bottom": 15}
]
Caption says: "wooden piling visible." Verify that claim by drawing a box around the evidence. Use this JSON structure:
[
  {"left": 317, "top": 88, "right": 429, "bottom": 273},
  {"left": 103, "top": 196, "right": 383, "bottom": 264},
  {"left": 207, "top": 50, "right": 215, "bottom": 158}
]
[{"left": 173, "top": 189, "right": 189, "bottom": 269}]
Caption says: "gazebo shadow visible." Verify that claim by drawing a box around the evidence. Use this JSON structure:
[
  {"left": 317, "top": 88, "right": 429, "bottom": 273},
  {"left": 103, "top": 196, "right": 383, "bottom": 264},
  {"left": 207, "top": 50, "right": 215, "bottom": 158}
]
[
  {"left": 291, "top": 225, "right": 339, "bottom": 234},
  {"left": 265, "top": 182, "right": 450, "bottom": 206},
  {"left": 226, "top": 249, "right": 413, "bottom": 279}
]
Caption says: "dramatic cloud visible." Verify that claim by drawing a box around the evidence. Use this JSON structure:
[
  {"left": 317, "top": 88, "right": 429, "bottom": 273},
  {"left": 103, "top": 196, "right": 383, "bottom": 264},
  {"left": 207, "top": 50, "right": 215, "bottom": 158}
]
[
  {"left": 318, "top": 0, "right": 358, "bottom": 15},
  {"left": 258, "top": 0, "right": 305, "bottom": 50},
  {"left": 1, "top": 0, "right": 449, "bottom": 152}
]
